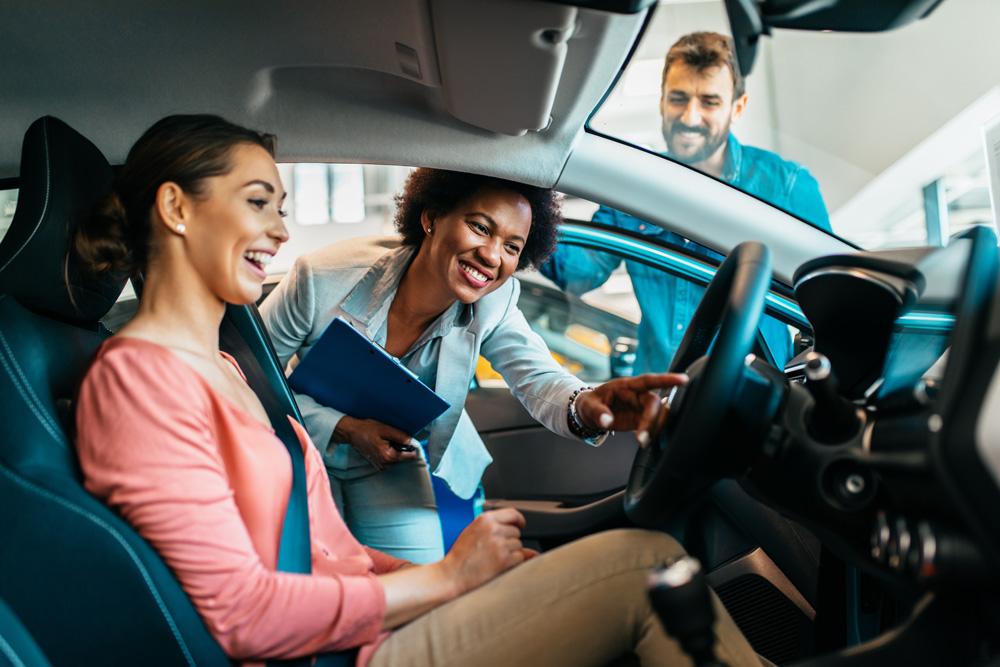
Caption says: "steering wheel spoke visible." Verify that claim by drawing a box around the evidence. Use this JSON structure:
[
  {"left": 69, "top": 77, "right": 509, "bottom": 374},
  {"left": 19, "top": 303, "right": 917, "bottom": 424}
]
[{"left": 625, "top": 242, "right": 786, "bottom": 526}]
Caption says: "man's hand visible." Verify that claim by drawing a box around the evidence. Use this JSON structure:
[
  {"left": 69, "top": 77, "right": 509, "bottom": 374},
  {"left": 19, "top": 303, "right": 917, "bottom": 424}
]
[
  {"left": 575, "top": 373, "right": 689, "bottom": 445},
  {"left": 334, "top": 415, "right": 420, "bottom": 471},
  {"left": 440, "top": 508, "right": 533, "bottom": 595}
]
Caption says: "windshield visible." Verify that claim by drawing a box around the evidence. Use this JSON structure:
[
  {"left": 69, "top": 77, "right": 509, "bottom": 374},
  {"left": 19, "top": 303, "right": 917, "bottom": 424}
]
[{"left": 589, "top": 0, "right": 1000, "bottom": 250}]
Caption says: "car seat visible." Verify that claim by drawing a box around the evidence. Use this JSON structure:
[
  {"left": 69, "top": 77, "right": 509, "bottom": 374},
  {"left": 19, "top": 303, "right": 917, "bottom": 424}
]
[
  {"left": 0, "top": 116, "right": 231, "bottom": 666},
  {"left": 0, "top": 598, "right": 50, "bottom": 667}
]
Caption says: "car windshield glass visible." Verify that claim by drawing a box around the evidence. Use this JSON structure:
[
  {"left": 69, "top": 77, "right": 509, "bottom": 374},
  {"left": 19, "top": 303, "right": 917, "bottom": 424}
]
[{"left": 589, "top": 0, "right": 1000, "bottom": 250}]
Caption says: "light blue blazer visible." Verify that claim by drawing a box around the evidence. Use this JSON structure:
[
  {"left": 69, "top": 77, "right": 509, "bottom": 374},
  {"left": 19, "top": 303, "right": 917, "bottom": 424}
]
[{"left": 260, "top": 236, "right": 593, "bottom": 499}]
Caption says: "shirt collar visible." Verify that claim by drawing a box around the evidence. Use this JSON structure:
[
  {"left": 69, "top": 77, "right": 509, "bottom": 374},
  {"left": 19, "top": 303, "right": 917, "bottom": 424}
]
[
  {"left": 660, "top": 131, "right": 740, "bottom": 185},
  {"left": 720, "top": 132, "right": 741, "bottom": 184},
  {"left": 340, "top": 243, "right": 474, "bottom": 340}
]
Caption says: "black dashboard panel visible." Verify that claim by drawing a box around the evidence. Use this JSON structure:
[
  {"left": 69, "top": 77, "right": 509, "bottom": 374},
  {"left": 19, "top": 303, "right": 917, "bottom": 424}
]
[
  {"left": 753, "top": 228, "right": 1000, "bottom": 595},
  {"left": 793, "top": 250, "right": 927, "bottom": 396}
]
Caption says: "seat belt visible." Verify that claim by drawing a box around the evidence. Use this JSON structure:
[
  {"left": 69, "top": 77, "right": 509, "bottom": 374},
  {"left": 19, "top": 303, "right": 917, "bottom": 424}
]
[
  {"left": 269, "top": 411, "right": 356, "bottom": 667},
  {"left": 222, "top": 306, "right": 357, "bottom": 667}
]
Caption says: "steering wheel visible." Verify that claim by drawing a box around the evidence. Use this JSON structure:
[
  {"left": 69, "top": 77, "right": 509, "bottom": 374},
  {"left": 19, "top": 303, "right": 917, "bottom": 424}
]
[{"left": 624, "top": 241, "right": 775, "bottom": 526}]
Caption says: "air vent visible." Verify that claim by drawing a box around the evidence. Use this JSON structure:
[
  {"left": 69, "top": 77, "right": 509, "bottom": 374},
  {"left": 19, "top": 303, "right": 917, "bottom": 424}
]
[{"left": 715, "top": 573, "right": 812, "bottom": 664}]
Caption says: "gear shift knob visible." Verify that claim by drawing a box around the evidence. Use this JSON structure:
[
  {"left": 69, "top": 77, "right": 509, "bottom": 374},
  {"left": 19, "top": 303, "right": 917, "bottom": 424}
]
[
  {"left": 648, "top": 556, "right": 727, "bottom": 667},
  {"left": 803, "top": 351, "right": 861, "bottom": 443}
]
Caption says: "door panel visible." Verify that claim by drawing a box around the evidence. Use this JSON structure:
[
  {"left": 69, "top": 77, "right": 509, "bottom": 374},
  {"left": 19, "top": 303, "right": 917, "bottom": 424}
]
[{"left": 469, "top": 388, "right": 637, "bottom": 503}]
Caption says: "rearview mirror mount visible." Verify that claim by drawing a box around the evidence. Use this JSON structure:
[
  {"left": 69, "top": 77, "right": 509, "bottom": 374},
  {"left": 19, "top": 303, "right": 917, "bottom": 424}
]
[{"left": 724, "top": 0, "right": 946, "bottom": 77}]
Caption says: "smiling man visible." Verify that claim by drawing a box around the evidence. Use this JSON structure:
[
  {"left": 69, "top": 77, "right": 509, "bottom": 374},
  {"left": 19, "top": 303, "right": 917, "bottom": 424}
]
[
  {"left": 543, "top": 31, "right": 830, "bottom": 375},
  {"left": 659, "top": 32, "right": 828, "bottom": 218}
]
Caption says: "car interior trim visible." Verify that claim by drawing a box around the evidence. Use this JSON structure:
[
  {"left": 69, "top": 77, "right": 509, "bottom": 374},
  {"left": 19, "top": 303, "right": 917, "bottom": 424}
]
[
  {"left": 0, "top": 2, "right": 646, "bottom": 188},
  {"left": 0, "top": 321, "right": 64, "bottom": 446},
  {"left": 0, "top": 123, "right": 49, "bottom": 277},
  {"left": 484, "top": 491, "right": 626, "bottom": 538},
  {"left": 432, "top": 0, "right": 578, "bottom": 136},
  {"left": 558, "top": 222, "right": 812, "bottom": 328},
  {"left": 546, "top": 0, "right": 657, "bottom": 14},
  {"left": 795, "top": 268, "right": 908, "bottom": 307},
  {"left": 704, "top": 546, "right": 816, "bottom": 621},
  {"left": 556, "top": 226, "right": 956, "bottom": 335}
]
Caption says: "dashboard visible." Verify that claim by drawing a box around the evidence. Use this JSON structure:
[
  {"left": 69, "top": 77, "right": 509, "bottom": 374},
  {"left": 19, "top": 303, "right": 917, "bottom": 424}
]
[{"left": 752, "top": 226, "right": 1000, "bottom": 591}]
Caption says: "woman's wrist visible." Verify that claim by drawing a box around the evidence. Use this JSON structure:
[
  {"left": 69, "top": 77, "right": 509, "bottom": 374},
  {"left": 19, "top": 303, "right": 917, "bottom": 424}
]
[
  {"left": 567, "top": 387, "right": 607, "bottom": 439},
  {"left": 378, "top": 560, "right": 463, "bottom": 630},
  {"left": 332, "top": 415, "right": 357, "bottom": 445},
  {"left": 438, "top": 558, "right": 466, "bottom": 599}
]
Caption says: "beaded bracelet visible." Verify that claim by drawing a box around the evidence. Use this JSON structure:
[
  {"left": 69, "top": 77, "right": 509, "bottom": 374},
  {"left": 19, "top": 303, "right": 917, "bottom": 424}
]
[{"left": 567, "top": 386, "right": 608, "bottom": 440}]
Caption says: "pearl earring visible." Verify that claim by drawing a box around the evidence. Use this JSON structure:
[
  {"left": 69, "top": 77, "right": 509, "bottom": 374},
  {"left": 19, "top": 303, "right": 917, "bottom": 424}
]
[
  {"left": 176, "top": 223, "right": 186, "bottom": 233},
  {"left": 426, "top": 226, "right": 432, "bottom": 235}
]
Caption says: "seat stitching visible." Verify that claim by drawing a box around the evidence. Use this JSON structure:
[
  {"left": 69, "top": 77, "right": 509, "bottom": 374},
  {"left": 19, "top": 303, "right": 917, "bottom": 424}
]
[
  {"left": 0, "top": 632, "right": 29, "bottom": 667},
  {"left": 0, "top": 120, "right": 51, "bottom": 275},
  {"left": 0, "top": 325, "right": 64, "bottom": 438},
  {"left": 0, "top": 330, "right": 64, "bottom": 447},
  {"left": 0, "top": 326, "right": 64, "bottom": 438},
  {"left": 0, "top": 465, "right": 197, "bottom": 667},
  {"left": 0, "top": 294, "right": 67, "bottom": 443},
  {"left": 0, "top": 327, "right": 65, "bottom": 446}
]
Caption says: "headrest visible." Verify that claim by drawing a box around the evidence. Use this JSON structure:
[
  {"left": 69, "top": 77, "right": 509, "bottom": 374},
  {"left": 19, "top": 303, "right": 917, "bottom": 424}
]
[{"left": 0, "top": 116, "right": 126, "bottom": 325}]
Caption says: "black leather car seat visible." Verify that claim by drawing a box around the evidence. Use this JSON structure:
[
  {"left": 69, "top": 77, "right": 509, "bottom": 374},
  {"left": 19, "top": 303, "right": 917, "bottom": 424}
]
[{"left": 0, "top": 116, "right": 230, "bottom": 666}]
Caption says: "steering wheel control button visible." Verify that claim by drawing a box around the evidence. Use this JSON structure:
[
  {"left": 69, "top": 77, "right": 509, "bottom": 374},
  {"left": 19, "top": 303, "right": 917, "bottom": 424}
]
[
  {"left": 913, "top": 521, "right": 937, "bottom": 580},
  {"left": 871, "top": 511, "right": 891, "bottom": 563},
  {"left": 927, "top": 414, "right": 943, "bottom": 433},
  {"left": 803, "top": 351, "right": 861, "bottom": 444},
  {"left": 887, "top": 517, "right": 912, "bottom": 571}
]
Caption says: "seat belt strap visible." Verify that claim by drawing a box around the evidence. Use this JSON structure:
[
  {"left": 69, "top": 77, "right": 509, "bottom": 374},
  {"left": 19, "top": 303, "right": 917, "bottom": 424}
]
[{"left": 223, "top": 306, "right": 357, "bottom": 667}]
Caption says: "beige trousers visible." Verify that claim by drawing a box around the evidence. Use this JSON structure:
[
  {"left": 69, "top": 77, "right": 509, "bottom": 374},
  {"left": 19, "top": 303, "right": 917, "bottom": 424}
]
[{"left": 368, "top": 528, "right": 762, "bottom": 667}]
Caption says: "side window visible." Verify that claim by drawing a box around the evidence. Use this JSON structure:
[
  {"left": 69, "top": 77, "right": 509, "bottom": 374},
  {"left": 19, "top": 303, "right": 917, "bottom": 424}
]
[
  {"left": 272, "top": 163, "right": 412, "bottom": 276},
  {"left": 525, "top": 269, "right": 639, "bottom": 383},
  {"left": 475, "top": 263, "right": 639, "bottom": 388},
  {"left": 475, "top": 216, "right": 801, "bottom": 388},
  {"left": 531, "top": 240, "right": 703, "bottom": 379},
  {"left": 0, "top": 188, "right": 17, "bottom": 243}
]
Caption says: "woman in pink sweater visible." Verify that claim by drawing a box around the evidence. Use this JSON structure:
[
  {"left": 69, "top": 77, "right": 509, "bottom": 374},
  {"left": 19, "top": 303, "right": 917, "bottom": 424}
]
[{"left": 73, "top": 115, "right": 761, "bottom": 667}]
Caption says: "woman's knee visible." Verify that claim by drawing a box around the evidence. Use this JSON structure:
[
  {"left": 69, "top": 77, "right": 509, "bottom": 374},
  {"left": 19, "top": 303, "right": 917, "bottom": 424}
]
[{"left": 576, "top": 528, "right": 686, "bottom": 566}]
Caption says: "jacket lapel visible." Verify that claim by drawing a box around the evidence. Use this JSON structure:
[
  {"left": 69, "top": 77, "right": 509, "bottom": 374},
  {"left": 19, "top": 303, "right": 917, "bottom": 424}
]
[{"left": 338, "top": 245, "right": 415, "bottom": 338}]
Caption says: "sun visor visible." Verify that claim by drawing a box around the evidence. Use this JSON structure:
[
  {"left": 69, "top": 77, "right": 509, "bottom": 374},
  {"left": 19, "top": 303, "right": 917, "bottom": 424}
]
[{"left": 431, "top": 0, "right": 578, "bottom": 136}]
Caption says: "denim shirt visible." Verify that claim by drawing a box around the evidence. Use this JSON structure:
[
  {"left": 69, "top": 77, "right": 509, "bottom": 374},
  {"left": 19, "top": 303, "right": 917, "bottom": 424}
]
[{"left": 542, "top": 134, "right": 830, "bottom": 373}]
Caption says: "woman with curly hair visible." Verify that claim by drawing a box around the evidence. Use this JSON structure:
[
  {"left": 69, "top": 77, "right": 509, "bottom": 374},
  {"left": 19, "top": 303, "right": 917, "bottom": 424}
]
[{"left": 261, "top": 168, "right": 687, "bottom": 562}]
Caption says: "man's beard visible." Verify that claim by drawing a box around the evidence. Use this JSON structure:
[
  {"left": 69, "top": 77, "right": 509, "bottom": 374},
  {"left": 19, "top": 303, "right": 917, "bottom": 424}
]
[{"left": 662, "top": 119, "right": 729, "bottom": 166}]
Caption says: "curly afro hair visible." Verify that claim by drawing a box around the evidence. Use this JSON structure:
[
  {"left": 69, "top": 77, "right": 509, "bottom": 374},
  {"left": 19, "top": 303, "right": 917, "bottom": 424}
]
[{"left": 393, "top": 168, "right": 563, "bottom": 270}]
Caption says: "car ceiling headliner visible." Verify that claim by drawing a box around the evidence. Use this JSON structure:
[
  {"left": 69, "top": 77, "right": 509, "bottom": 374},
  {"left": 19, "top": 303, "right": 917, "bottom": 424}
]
[{"left": 0, "top": 1, "right": 645, "bottom": 184}]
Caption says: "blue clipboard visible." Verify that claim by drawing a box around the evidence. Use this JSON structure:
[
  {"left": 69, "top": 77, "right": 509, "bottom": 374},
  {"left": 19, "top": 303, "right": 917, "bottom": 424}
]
[{"left": 287, "top": 317, "right": 449, "bottom": 437}]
